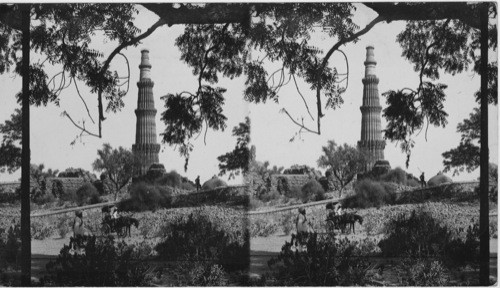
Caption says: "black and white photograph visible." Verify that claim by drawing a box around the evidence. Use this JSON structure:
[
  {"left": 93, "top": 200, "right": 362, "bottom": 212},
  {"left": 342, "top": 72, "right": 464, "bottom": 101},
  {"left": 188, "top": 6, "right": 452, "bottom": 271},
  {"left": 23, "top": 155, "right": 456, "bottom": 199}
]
[{"left": 0, "top": 2, "right": 497, "bottom": 286}]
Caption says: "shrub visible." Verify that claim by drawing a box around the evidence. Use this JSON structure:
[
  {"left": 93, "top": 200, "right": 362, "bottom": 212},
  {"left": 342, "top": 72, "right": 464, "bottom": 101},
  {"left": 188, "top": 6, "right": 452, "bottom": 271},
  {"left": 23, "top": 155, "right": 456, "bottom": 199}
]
[
  {"left": 402, "top": 259, "right": 449, "bottom": 286},
  {"left": 379, "top": 210, "right": 479, "bottom": 266},
  {"left": 154, "top": 170, "right": 182, "bottom": 188},
  {"left": 31, "top": 219, "right": 55, "bottom": 240},
  {"left": 379, "top": 210, "right": 453, "bottom": 259},
  {"left": 43, "top": 235, "right": 152, "bottom": 286},
  {"left": 75, "top": 183, "right": 101, "bottom": 206},
  {"left": 300, "top": 180, "right": 325, "bottom": 203},
  {"left": 268, "top": 234, "right": 370, "bottom": 286},
  {"left": 120, "top": 182, "right": 172, "bottom": 212},
  {"left": 343, "top": 179, "right": 396, "bottom": 208},
  {"left": 259, "top": 189, "right": 280, "bottom": 202},
  {"left": 189, "top": 263, "right": 228, "bottom": 286},
  {"left": 249, "top": 198, "right": 264, "bottom": 210},
  {"left": 276, "top": 177, "right": 290, "bottom": 195},
  {"left": 155, "top": 213, "right": 249, "bottom": 272},
  {"left": 286, "top": 186, "right": 302, "bottom": 199},
  {"left": 407, "top": 178, "right": 420, "bottom": 187},
  {"left": 250, "top": 218, "right": 279, "bottom": 237},
  {"left": 0, "top": 191, "right": 18, "bottom": 203},
  {"left": 443, "top": 223, "right": 480, "bottom": 266},
  {"left": 32, "top": 190, "right": 56, "bottom": 205},
  {"left": 380, "top": 167, "right": 407, "bottom": 185},
  {"left": 51, "top": 180, "right": 65, "bottom": 198},
  {"left": 279, "top": 212, "right": 295, "bottom": 235},
  {"left": 0, "top": 223, "right": 21, "bottom": 268},
  {"left": 201, "top": 177, "right": 227, "bottom": 190},
  {"left": 56, "top": 217, "right": 70, "bottom": 239},
  {"left": 317, "top": 176, "right": 330, "bottom": 192},
  {"left": 180, "top": 181, "right": 195, "bottom": 191}
]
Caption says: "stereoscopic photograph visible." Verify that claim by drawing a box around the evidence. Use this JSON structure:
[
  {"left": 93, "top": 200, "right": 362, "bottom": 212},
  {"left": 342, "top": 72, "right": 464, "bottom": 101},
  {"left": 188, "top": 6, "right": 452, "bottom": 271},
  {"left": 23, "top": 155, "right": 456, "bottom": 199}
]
[{"left": 0, "top": 2, "right": 497, "bottom": 286}]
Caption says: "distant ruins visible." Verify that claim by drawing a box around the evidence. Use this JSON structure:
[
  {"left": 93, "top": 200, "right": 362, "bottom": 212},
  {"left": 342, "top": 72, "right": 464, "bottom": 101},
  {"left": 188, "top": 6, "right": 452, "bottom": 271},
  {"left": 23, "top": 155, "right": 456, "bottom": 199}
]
[
  {"left": 357, "top": 46, "right": 388, "bottom": 172},
  {"left": 132, "top": 49, "right": 161, "bottom": 176}
]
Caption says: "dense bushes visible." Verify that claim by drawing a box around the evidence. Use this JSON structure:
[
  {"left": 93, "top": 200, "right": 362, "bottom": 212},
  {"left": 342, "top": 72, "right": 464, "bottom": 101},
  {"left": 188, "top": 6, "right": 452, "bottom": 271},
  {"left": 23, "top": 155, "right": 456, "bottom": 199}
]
[
  {"left": 0, "top": 223, "right": 21, "bottom": 268},
  {"left": 155, "top": 213, "right": 249, "bottom": 272},
  {"left": 401, "top": 259, "right": 449, "bottom": 286},
  {"left": 119, "top": 182, "right": 172, "bottom": 212},
  {"left": 154, "top": 170, "right": 196, "bottom": 190},
  {"left": 379, "top": 210, "right": 451, "bottom": 258},
  {"left": 268, "top": 234, "right": 370, "bottom": 285},
  {"left": 300, "top": 180, "right": 325, "bottom": 202},
  {"left": 43, "top": 235, "right": 152, "bottom": 286},
  {"left": 379, "top": 210, "right": 480, "bottom": 266},
  {"left": 75, "top": 183, "right": 101, "bottom": 206},
  {"left": 380, "top": 167, "right": 407, "bottom": 185},
  {"left": 342, "top": 179, "right": 396, "bottom": 208}
]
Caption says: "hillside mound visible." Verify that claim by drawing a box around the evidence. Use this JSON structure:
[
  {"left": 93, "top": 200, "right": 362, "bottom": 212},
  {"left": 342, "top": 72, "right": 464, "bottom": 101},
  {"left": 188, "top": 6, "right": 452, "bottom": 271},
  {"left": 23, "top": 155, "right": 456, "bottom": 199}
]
[{"left": 428, "top": 174, "right": 453, "bottom": 187}]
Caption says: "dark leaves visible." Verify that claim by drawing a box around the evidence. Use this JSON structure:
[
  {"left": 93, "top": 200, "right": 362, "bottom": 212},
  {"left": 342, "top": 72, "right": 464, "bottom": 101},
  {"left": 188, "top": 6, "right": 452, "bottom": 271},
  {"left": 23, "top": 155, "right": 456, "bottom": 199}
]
[
  {"left": 0, "top": 108, "right": 22, "bottom": 173},
  {"left": 442, "top": 108, "right": 481, "bottom": 174},
  {"left": 160, "top": 94, "right": 202, "bottom": 146},
  {"left": 217, "top": 117, "right": 251, "bottom": 179}
]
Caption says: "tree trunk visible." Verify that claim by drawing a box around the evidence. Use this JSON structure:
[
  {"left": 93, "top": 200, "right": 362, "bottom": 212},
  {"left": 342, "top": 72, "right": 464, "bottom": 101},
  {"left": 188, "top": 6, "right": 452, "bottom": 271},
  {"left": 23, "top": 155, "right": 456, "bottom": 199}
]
[
  {"left": 479, "top": 3, "right": 489, "bottom": 285},
  {"left": 20, "top": 4, "right": 31, "bottom": 286}
]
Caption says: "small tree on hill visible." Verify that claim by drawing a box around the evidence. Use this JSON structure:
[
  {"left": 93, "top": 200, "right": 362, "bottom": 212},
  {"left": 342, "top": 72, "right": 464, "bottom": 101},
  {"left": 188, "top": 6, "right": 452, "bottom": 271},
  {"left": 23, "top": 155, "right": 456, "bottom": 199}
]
[
  {"left": 317, "top": 140, "right": 366, "bottom": 196},
  {"left": 92, "top": 143, "right": 137, "bottom": 200}
]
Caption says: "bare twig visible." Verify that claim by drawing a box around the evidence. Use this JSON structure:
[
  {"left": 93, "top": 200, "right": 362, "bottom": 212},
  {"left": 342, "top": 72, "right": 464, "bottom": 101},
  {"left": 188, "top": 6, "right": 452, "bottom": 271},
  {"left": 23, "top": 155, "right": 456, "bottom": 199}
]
[
  {"left": 118, "top": 52, "right": 131, "bottom": 94},
  {"left": 62, "top": 111, "right": 100, "bottom": 138},
  {"left": 292, "top": 74, "right": 314, "bottom": 121},
  {"left": 281, "top": 108, "right": 320, "bottom": 135},
  {"left": 73, "top": 78, "right": 95, "bottom": 124}
]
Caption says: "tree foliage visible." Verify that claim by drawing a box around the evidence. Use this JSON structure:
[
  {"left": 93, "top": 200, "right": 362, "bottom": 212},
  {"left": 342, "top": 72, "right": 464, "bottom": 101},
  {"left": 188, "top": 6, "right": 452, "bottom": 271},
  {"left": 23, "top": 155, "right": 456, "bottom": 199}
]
[
  {"left": 317, "top": 140, "right": 366, "bottom": 195},
  {"left": 161, "top": 3, "right": 358, "bottom": 162},
  {"left": 92, "top": 143, "right": 137, "bottom": 199},
  {"left": 442, "top": 108, "right": 481, "bottom": 175},
  {"left": 217, "top": 117, "right": 250, "bottom": 179},
  {"left": 0, "top": 108, "right": 21, "bottom": 173},
  {"left": 383, "top": 4, "right": 497, "bottom": 165}
]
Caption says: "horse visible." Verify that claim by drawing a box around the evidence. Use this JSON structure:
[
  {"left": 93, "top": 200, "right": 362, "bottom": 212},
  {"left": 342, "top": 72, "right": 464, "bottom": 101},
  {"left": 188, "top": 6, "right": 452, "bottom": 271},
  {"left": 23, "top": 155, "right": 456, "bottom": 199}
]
[
  {"left": 326, "top": 214, "right": 347, "bottom": 234},
  {"left": 343, "top": 213, "right": 363, "bottom": 234},
  {"left": 115, "top": 216, "right": 139, "bottom": 237}
]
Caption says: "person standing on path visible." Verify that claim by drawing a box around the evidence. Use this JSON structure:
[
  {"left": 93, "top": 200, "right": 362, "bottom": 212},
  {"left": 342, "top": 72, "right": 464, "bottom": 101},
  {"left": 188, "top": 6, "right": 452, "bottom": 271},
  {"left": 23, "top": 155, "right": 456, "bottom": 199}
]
[
  {"left": 420, "top": 172, "right": 426, "bottom": 188},
  {"left": 195, "top": 175, "right": 201, "bottom": 192},
  {"left": 73, "top": 210, "right": 84, "bottom": 237},
  {"left": 295, "top": 207, "right": 314, "bottom": 251}
]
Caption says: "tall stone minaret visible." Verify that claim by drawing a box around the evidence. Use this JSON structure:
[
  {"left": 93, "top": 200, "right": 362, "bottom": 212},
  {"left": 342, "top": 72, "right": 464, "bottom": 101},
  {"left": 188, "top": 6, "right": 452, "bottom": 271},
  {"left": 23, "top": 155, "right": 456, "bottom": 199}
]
[
  {"left": 132, "top": 49, "right": 160, "bottom": 176},
  {"left": 357, "top": 46, "right": 386, "bottom": 172}
]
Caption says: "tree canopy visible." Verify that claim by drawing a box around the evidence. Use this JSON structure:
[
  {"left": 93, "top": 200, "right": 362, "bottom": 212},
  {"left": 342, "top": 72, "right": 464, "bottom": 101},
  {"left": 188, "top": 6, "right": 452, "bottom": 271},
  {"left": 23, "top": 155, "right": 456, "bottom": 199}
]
[
  {"left": 317, "top": 140, "right": 366, "bottom": 195},
  {"left": 92, "top": 143, "right": 137, "bottom": 200},
  {"left": 442, "top": 108, "right": 481, "bottom": 175},
  {"left": 0, "top": 3, "right": 496, "bottom": 168}
]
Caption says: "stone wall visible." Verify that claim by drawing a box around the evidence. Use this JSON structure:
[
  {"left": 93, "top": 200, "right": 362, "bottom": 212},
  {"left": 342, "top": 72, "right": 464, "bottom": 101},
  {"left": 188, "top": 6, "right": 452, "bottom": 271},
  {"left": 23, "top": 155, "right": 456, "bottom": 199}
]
[
  {"left": 0, "top": 181, "right": 21, "bottom": 193},
  {"left": 271, "top": 174, "right": 312, "bottom": 191},
  {"left": 0, "top": 177, "right": 90, "bottom": 195}
]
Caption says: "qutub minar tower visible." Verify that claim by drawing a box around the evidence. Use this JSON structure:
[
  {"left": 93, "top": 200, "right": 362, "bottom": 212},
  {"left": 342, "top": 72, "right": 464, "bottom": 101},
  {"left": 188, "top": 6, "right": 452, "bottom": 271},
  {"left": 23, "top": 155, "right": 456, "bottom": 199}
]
[
  {"left": 357, "top": 46, "right": 386, "bottom": 172},
  {"left": 132, "top": 49, "right": 160, "bottom": 175}
]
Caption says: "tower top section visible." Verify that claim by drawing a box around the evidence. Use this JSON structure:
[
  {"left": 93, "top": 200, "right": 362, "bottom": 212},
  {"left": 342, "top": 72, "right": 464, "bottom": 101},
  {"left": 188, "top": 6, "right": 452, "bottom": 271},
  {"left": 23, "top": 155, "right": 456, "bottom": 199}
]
[
  {"left": 364, "top": 46, "right": 377, "bottom": 77},
  {"left": 139, "top": 49, "right": 152, "bottom": 80}
]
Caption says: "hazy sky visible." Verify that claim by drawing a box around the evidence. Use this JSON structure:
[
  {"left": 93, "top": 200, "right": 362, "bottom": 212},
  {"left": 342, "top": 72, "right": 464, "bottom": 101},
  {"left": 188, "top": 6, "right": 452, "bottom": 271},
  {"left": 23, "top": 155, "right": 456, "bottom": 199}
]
[{"left": 0, "top": 4, "right": 497, "bottom": 184}]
